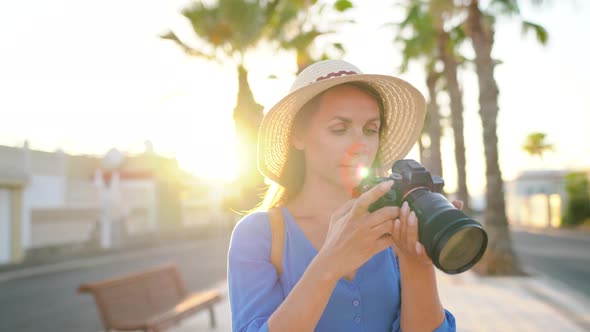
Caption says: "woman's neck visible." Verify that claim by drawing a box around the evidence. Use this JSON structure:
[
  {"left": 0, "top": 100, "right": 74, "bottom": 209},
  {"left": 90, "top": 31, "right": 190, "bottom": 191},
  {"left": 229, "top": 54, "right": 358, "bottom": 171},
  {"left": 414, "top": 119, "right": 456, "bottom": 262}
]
[{"left": 286, "top": 176, "right": 352, "bottom": 223}]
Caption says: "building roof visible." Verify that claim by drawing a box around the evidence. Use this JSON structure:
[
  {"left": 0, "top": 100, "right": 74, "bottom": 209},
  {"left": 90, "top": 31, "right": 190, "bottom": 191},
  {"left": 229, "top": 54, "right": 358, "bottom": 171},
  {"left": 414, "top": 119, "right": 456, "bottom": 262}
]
[{"left": 0, "top": 144, "right": 186, "bottom": 183}]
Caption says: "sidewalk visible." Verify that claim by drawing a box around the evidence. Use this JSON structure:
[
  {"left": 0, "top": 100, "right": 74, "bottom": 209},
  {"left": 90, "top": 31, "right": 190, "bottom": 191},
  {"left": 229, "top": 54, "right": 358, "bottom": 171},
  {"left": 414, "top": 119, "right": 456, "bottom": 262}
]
[
  {"left": 436, "top": 270, "right": 590, "bottom": 332},
  {"left": 172, "top": 270, "right": 590, "bottom": 332},
  {"left": 169, "top": 280, "right": 232, "bottom": 332}
]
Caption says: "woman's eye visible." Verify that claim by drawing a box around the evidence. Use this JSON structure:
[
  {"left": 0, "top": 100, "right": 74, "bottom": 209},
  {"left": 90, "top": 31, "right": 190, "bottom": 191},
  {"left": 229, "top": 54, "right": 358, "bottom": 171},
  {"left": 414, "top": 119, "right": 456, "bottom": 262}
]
[
  {"left": 330, "top": 127, "right": 346, "bottom": 134},
  {"left": 364, "top": 128, "right": 379, "bottom": 135}
]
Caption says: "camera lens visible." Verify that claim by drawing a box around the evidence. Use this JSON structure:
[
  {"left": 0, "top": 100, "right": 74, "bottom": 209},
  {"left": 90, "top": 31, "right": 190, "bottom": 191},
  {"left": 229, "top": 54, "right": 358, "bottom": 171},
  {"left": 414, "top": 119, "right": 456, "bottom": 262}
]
[
  {"left": 405, "top": 190, "right": 487, "bottom": 274},
  {"left": 437, "top": 225, "right": 486, "bottom": 273}
]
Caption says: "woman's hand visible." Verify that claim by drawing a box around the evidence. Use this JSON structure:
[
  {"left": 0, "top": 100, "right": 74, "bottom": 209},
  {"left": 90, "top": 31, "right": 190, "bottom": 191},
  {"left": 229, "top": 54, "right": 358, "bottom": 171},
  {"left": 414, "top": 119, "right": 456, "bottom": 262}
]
[
  {"left": 317, "top": 180, "right": 399, "bottom": 281},
  {"left": 391, "top": 200, "right": 464, "bottom": 265}
]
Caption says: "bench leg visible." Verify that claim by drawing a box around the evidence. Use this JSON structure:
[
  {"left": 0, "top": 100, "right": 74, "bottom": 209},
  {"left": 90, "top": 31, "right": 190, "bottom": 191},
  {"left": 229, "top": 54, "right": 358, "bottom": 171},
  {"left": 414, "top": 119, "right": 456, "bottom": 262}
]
[{"left": 208, "top": 306, "right": 217, "bottom": 329}]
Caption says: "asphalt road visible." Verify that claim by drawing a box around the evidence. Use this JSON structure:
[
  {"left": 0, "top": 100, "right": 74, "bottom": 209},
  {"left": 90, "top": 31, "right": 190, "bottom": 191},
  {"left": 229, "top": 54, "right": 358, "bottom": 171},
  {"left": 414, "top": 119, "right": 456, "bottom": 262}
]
[
  {"left": 0, "top": 234, "right": 231, "bottom": 332},
  {"left": 511, "top": 228, "right": 590, "bottom": 299}
]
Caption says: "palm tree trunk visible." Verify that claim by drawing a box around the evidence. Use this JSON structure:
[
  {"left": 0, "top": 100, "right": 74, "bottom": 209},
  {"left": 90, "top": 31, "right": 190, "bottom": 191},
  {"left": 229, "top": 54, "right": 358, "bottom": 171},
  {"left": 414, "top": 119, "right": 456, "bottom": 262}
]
[
  {"left": 438, "top": 29, "right": 470, "bottom": 211},
  {"left": 233, "top": 63, "right": 265, "bottom": 211},
  {"left": 466, "top": 0, "right": 523, "bottom": 275},
  {"left": 425, "top": 71, "right": 443, "bottom": 179},
  {"left": 418, "top": 134, "right": 427, "bottom": 167}
]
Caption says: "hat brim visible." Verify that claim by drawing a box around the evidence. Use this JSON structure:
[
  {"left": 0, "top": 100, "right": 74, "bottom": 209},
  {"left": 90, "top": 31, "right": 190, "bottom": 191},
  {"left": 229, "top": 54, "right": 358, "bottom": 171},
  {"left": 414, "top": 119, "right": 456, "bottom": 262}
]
[{"left": 258, "top": 73, "right": 426, "bottom": 186}]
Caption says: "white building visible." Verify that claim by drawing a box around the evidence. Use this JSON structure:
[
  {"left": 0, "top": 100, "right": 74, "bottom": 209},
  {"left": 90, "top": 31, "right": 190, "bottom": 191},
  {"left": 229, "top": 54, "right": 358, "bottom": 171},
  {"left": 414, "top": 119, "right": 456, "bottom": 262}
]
[
  {"left": 0, "top": 144, "right": 28, "bottom": 265},
  {"left": 506, "top": 169, "right": 590, "bottom": 228},
  {"left": 0, "top": 143, "right": 175, "bottom": 265}
]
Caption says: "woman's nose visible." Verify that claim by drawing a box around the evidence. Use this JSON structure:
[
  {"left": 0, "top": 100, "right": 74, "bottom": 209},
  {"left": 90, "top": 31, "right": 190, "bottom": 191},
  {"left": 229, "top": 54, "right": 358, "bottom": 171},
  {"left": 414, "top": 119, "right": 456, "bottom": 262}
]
[
  {"left": 347, "top": 140, "right": 369, "bottom": 156},
  {"left": 347, "top": 143, "right": 363, "bottom": 157}
]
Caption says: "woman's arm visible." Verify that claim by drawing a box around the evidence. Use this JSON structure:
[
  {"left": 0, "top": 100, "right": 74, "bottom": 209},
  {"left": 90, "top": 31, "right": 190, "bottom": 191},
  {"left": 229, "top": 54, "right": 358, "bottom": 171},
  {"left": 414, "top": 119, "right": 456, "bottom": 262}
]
[
  {"left": 266, "top": 253, "right": 339, "bottom": 332},
  {"left": 398, "top": 255, "right": 446, "bottom": 331},
  {"left": 231, "top": 215, "right": 331, "bottom": 332},
  {"left": 391, "top": 200, "right": 460, "bottom": 332}
]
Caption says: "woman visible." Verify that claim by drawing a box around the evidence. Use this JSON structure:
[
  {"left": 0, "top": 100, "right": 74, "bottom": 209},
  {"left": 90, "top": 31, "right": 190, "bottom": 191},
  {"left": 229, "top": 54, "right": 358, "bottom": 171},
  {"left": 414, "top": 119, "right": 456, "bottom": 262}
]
[{"left": 228, "top": 59, "right": 459, "bottom": 331}]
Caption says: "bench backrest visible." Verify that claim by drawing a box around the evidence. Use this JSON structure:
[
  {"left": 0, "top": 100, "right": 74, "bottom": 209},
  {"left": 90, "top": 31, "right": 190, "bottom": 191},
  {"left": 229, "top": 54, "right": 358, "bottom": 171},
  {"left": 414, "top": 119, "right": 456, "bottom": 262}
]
[{"left": 78, "top": 264, "right": 189, "bottom": 328}]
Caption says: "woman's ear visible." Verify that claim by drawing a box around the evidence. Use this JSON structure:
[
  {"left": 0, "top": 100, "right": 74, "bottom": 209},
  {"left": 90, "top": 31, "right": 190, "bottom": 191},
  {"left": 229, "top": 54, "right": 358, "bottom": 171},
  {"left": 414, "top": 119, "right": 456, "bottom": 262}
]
[{"left": 291, "top": 133, "right": 304, "bottom": 151}]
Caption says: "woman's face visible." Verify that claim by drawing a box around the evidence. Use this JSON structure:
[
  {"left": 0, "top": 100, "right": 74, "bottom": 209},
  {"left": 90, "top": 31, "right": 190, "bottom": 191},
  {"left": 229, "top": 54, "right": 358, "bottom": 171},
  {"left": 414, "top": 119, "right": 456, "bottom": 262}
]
[{"left": 294, "top": 84, "right": 381, "bottom": 193}]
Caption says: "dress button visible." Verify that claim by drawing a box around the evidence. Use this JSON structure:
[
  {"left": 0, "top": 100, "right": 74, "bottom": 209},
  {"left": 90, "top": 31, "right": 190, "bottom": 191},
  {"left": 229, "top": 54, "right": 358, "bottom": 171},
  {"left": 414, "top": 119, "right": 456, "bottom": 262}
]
[
  {"left": 354, "top": 316, "right": 361, "bottom": 324},
  {"left": 352, "top": 299, "right": 360, "bottom": 307}
]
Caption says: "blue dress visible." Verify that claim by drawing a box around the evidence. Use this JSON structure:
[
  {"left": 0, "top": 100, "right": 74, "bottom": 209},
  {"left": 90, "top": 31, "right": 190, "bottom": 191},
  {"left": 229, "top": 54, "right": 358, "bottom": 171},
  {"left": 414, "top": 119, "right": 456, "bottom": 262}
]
[{"left": 228, "top": 207, "right": 456, "bottom": 332}]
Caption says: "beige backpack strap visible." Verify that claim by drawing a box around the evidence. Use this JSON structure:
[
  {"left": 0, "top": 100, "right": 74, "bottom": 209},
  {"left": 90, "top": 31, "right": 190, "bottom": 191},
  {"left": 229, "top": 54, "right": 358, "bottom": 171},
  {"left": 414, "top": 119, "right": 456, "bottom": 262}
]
[{"left": 268, "top": 207, "right": 285, "bottom": 276}]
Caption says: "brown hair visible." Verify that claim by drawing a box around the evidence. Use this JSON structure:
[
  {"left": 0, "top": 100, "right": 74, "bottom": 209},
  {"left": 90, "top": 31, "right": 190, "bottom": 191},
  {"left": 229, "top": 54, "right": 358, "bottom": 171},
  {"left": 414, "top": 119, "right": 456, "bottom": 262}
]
[{"left": 254, "top": 82, "right": 386, "bottom": 212}]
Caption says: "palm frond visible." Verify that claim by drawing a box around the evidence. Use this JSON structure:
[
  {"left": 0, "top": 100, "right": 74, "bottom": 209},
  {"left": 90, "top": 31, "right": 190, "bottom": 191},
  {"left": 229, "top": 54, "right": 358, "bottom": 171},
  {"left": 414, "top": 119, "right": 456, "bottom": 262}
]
[
  {"left": 159, "top": 31, "right": 215, "bottom": 60},
  {"left": 488, "top": 0, "right": 521, "bottom": 16},
  {"left": 522, "top": 20, "right": 549, "bottom": 44},
  {"left": 334, "top": 0, "right": 354, "bottom": 12},
  {"left": 395, "top": 0, "right": 440, "bottom": 73},
  {"left": 529, "top": 0, "right": 552, "bottom": 7},
  {"left": 522, "top": 132, "right": 554, "bottom": 157},
  {"left": 399, "top": 2, "right": 421, "bottom": 29},
  {"left": 219, "top": 0, "right": 267, "bottom": 52},
  {"left": 332, "top": 42, "right": 345, "bottom": 53}
]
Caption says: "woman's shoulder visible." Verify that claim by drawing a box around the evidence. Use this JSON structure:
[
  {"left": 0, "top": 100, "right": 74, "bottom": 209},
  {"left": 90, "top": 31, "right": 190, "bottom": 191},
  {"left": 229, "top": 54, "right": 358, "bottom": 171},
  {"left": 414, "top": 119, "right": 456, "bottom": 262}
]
[
  {"left": 228, "top": 211, "right": 275, "bottom": 262},
  {"left": 230, "top": 211, "right": 272, "bottom": 248},
  {"left": 233, "top": 211, "right": 271, "bottom": 234}
]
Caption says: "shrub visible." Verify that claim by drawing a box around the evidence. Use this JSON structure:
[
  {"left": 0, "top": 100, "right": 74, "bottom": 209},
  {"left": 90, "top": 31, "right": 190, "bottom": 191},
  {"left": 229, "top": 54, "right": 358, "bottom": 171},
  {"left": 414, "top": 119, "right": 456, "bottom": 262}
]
[{"left": 563, "top": 172, "right": 590, "bottom": 226}]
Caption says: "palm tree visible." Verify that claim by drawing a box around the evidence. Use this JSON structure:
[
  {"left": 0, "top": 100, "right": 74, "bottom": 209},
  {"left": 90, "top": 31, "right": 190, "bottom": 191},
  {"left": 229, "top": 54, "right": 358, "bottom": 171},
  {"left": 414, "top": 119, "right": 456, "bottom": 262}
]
[
  {"left": 424, "top": 70, "right": 444, "bottom": 179},
  {"left": 396, "top": 1, "right": 443, "bottom": 178},
  {"left": 523, "top": 132, "right": 553, "bottom": 160},
  {"left": 522, "top": 132, "right": 554, "bottom": 227},
  {"left": 267, "top": 0, "right": 353, "bottom": 73},
  {"left": 160, "top": 0, "right": 299, "bottom": 211},
  {"left": 397, "top": 0, "right": 472, "bottom": 194},
  {"left": 465, "top": 0, "right": 548, "bottom": 275},
  {"left": 430, "top": 0, "right": 471, "bottom": 211}
]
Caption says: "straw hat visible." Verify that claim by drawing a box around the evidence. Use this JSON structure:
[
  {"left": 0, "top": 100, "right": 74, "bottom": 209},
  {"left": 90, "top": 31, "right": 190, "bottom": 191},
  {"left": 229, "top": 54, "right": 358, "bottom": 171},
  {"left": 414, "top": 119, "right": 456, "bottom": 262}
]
[{"left": 258, "top": 59, "right": 426, "bottom": 185}]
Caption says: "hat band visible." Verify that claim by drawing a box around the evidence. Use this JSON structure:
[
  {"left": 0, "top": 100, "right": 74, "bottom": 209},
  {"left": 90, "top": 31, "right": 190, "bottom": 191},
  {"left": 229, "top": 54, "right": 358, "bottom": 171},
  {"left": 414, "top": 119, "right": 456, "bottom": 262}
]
[{"left": 314, "top": 70, "right": 358, "bottom": 83}]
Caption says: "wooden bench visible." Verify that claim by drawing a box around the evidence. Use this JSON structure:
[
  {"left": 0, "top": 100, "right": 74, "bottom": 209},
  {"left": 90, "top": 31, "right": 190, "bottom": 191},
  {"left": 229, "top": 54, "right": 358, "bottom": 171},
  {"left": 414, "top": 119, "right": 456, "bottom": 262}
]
[{"left": 78, "top": 264, "right": 222, "bottom": 332}]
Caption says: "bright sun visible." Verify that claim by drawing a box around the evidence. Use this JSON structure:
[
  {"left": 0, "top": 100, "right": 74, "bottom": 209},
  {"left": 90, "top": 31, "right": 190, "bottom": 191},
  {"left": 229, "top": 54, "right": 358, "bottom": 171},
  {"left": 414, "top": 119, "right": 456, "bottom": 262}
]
[
  {"left": 152, "top": 51, "right": 295, "bottom": 183},
  {"left": 155, "top": 88, "right": 240, "bottom": 183}
]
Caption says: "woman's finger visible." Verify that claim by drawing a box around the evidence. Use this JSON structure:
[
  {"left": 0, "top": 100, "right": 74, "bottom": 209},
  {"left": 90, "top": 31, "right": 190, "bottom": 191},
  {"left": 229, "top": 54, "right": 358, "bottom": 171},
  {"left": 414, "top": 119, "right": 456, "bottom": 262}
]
[
  {"left": 452, "top": 200, "right": 464, "bottom": 210},
  {"left": 399, "top": 201, "right": 409, "bottom": 251},
  {"left": 392, "top": 218, "right": 401, "bottom": 247},
  {"left": 351, "top": 180, "right": 394, "bottom": 217},
  {"left": 370, "top": 218, "right": 394, "bottom": 238},
  {"left": 367, "top": 206, "right": 400, "bottom": 229},
  {"left": 332, "top": 199, "right": 356, "bottom": 221},
  {"left": 416, "top": 243, "right": 433, "bottom": 265},
  {"left": 406, "top": 211, "right": 419, "bottom": 255}
]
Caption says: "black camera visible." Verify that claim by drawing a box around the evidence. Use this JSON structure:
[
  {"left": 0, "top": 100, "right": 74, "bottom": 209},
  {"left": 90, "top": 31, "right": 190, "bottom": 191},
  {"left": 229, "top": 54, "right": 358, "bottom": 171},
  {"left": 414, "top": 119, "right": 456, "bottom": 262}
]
[{"left": 354, "top": 159, "right": 487, "bottom": 274}]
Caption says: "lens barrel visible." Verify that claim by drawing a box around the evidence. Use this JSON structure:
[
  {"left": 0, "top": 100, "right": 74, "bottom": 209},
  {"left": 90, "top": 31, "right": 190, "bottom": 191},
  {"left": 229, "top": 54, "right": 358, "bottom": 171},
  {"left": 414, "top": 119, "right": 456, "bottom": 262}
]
[{"left": 405, "top": 189, "right": 487, "bottom": 274}]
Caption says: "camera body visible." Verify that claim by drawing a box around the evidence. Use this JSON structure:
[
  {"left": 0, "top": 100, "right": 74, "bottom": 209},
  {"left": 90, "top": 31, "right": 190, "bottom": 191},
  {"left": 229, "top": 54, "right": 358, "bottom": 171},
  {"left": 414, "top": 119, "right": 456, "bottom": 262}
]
[
  {"left": 354, "top": 159, "right": 487, "bottom": 274},
  {"left": 354, "top": 159, "right": 444, "bottom": 211}
]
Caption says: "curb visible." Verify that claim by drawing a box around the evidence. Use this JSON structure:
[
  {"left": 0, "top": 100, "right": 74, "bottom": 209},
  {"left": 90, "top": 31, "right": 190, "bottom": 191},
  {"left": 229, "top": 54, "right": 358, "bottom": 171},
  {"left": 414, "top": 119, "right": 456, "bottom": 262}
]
[{"left": 511, "top": 226, "right": 590, "bottom": 240}]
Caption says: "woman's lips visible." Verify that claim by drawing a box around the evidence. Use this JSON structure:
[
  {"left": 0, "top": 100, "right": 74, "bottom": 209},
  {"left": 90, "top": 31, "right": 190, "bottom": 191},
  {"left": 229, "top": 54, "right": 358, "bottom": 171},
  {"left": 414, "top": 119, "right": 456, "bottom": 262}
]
[{"left": 339, "top": 164, "right": 364, "bottom": 168}]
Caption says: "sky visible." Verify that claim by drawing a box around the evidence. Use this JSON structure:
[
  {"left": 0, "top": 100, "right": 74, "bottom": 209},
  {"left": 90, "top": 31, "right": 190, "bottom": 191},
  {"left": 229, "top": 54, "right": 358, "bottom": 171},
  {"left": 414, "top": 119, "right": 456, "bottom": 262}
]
[{"left": 1, "top": 0, "right": 589, "bottom": 198}]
